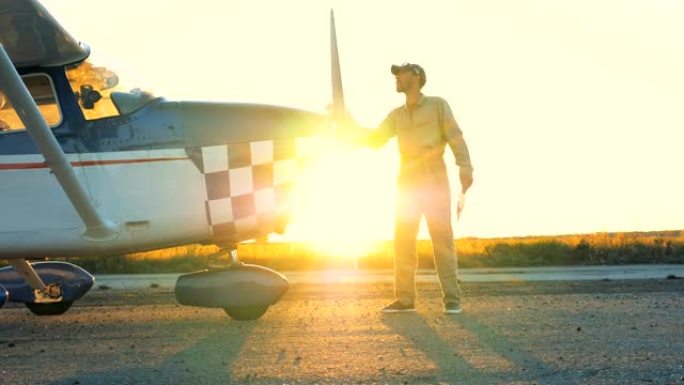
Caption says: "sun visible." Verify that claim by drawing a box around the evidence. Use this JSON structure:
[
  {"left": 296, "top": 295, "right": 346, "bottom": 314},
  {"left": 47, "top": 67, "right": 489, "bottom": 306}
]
[{"left": 284, "top": 139, "right": 398, "bottom": 259}]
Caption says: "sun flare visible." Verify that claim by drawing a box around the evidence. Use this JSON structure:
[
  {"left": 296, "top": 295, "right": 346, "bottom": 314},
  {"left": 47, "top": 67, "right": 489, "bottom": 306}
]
[{"left": 285, "top": 139, "right": 398, "bottom": 259}]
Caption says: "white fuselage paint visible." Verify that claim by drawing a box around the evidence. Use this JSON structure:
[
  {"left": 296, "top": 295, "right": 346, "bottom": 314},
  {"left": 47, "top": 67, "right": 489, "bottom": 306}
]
[{"left": 0, "top": 149, "right": 209, "bottom": 258}]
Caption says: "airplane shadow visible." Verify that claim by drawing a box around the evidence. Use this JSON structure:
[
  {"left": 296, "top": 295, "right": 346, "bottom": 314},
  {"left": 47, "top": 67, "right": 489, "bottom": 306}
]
[{"left": 49, "top": 318, "right": 260, "bottom": 385}]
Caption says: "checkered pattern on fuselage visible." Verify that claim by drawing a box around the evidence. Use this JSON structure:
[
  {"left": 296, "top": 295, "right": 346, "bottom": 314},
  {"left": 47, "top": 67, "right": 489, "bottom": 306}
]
[{"left": 187, "top": 137, "right": 319, "bottom": 242}]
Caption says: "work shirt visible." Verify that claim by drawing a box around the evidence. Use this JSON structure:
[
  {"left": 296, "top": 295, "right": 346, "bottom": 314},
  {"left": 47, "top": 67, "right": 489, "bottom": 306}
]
[{"left": 367, "top": 95, "right": 473, "bottom": 185}]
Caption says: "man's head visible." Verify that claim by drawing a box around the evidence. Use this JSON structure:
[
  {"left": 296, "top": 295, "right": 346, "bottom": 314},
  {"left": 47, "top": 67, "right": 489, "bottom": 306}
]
[{"left": 391, "top": 63, "right": 426, "bottom": 93}]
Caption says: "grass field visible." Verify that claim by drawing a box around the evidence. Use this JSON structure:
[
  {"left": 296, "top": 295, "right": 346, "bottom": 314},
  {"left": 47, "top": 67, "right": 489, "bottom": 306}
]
[{"left": 45, "top": 230, "right": 684, "bottom": 274}]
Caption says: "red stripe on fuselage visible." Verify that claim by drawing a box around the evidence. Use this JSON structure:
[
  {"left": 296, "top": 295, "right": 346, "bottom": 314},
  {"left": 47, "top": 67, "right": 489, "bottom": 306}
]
[{"left": 0, "top": 157, "right": 189, "bottom": 170}]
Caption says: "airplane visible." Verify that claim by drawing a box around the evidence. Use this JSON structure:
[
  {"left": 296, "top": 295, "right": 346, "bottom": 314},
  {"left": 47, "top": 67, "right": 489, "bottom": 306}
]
[{"left": 0, "top": 0, "right": 348, "bottom": 320}]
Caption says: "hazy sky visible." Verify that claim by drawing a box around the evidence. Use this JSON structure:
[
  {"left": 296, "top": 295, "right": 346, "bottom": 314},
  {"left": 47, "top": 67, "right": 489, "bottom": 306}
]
[{"left": 43, "top": 0, "right": 684, "bottom": 240}]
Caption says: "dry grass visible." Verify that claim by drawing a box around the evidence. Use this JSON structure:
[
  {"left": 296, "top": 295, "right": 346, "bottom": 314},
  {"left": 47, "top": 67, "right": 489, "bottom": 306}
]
[{"left": 49, "top": 230, "right": 684, "bottom": 274}]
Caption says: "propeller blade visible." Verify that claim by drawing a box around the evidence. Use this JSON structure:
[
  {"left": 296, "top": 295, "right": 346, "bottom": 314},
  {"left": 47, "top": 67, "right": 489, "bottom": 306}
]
[{"left": 330, "top": 9, "right": 345, "bottom": 121}]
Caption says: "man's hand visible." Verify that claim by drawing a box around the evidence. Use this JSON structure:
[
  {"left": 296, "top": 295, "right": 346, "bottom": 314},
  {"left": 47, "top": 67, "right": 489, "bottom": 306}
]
[{"left": 460, "top": 169, "right": 473, "bottom": 193}]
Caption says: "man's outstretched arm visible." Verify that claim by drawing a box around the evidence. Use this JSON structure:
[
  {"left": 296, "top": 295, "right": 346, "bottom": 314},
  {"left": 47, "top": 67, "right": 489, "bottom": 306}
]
[
  {"left": 439, "top": 99, "right": 474, "bottom": 192},
  {"left": 336, "top": 111, "right": 396, "bottom": 149}
]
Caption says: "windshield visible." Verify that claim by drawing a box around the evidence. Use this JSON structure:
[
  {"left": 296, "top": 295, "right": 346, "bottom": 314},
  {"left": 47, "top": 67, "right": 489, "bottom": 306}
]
[
  {"left": 66, "top": 52, "right": 154, "bottom": 120},
  {"left": 0, "top": 0, "right": 88, "bottom": 68}
]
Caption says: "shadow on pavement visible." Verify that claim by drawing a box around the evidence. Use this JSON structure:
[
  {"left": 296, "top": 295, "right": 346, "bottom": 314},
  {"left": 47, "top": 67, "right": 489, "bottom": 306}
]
[
  {"left": 48, "top": 319, "right": 260, "bottom": 385},
  {"left": 381, "top": 312, "right": 494, "bottom": 384},
  {"left": 451, "top": 312, "right": 555, "bottom": 382},
  {"left": 381, "top": 311, "right": 558, "bottom": 384}
]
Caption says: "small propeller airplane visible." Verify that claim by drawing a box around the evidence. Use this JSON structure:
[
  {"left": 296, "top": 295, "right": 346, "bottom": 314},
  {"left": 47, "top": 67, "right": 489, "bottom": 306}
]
[{"left": 0, "top": 0, "right": 348, "bottom": 320}]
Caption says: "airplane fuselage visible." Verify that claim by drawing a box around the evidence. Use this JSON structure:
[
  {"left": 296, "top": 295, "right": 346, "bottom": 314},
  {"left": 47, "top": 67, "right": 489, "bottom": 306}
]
[
  {"left": 0, "top": 66, "right": 326, "bottom": 258},
  {"left": 0, "top": 0, "right": 340, "bottom": 319}
]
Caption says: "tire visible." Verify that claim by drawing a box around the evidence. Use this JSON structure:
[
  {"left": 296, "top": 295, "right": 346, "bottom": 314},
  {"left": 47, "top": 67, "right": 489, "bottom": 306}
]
[
  {"left": 223, "top": 305, "right": 269, "bottom": 321},
  {"left": 26, "top": 301, "right": 74, "bottom": 316}
]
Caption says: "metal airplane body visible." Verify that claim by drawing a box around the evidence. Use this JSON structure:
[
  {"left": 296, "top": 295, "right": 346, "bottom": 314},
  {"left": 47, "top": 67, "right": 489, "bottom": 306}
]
[{"left": 0, "top": 1, "right": 345, "bottom": 319}]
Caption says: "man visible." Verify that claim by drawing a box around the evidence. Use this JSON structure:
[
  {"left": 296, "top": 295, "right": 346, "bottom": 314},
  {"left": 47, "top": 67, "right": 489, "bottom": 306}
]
[{"left": 362, "top": 63, "right": 474, "bottom": 314}]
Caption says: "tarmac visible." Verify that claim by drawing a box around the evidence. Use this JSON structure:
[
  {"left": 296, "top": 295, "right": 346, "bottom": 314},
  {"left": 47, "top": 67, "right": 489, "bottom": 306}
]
[
  {"left": 93, "top": 264, "right": 684, "bottom": 290},
  {"left": 1, "top": 265, "right": 682, "bottom": 385}
]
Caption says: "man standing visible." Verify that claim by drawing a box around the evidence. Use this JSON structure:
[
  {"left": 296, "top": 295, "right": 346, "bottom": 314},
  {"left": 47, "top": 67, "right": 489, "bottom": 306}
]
[{"left": 363, "top": 63, "right": 474, "bottom": 314}]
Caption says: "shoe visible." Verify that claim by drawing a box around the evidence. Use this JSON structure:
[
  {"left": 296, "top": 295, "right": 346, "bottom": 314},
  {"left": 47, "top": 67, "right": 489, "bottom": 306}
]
[
  {"left": 444, "top": 303, "right": 463, "bottom": 314},
  {"left": 381, "top": 300, "right": 416, "bottom": 313}
]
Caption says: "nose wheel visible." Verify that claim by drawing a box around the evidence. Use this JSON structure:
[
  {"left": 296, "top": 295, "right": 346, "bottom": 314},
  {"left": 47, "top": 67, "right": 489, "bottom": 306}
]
[
  {"left": 175, "top": 244, "right": 289, "bottom": 321},
  {"left": 223, "top": 305, "right": 270, "bottom": 321},
  {"left": 26, "top": 301, "right": 74, "bottom": 316},
  {"left": 220, "top": 247, "right": 271, "bottom": 320}
]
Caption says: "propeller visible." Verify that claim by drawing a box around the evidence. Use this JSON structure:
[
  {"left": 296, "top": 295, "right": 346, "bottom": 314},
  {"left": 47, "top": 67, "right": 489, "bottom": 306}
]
[{"left": 330, "top": 9, "right": 346, "bottom": 123}]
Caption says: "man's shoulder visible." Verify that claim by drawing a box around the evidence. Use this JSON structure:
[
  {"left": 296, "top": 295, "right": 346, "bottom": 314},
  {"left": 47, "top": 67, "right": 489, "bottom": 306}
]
[
  {"left": 424, "top": 95, "right": 449, "bottom": 106},
  {"left": 387, "top": 105, "right": 403, "bottom": 117}
]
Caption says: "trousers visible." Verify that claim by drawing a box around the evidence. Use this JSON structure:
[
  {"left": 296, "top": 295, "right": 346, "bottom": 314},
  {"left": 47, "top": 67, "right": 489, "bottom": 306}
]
[{"left": 393, "top": 170, "right": 461, "bottom": 306}]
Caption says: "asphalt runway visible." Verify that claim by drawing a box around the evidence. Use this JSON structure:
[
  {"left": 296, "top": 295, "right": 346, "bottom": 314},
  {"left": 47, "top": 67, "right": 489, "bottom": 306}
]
[{"left": 1, "top": 269, "right": 683, "bottom": 385}]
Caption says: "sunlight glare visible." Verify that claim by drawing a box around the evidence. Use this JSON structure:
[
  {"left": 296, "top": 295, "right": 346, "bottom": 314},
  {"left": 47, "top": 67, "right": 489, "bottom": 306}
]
[{"left": 289, "top": 138, "right": 397, "bottom": 259}]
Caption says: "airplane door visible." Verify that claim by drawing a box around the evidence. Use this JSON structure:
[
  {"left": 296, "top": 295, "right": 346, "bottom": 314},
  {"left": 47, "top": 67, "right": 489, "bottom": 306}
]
[{"left": 0, "top": 74, "right": 84, "bottom": 232}]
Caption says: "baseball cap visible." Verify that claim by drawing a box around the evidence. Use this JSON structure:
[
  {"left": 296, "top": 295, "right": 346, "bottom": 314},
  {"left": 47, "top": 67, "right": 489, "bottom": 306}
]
[{"left": 391, "top": 62, "right": 426, "bottom": 87}]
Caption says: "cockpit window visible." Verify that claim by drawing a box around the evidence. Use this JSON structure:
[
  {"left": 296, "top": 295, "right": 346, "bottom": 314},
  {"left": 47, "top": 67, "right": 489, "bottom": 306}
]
[{"left": 0, "top": 74, "right": 62, "bottom": 132}]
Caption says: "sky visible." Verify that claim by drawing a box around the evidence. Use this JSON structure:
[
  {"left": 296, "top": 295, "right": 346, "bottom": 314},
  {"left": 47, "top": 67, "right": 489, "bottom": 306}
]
[{"left": 42, "top": 0, "right": 684, "bottom": 241}]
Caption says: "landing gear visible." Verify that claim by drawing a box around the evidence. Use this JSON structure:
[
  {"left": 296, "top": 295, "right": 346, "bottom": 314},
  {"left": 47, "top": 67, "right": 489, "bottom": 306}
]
[
  {"left": 220, "top": 248, "right": 272, "bottom": 321},
  {"left": 0, "top": 284, "right": 7, "bottom": 309},
  {"left": 205, "top": 246, "right": 239, "bottom": 269},
  {"left": 26, "top": 301, "right": 74, "bottom": 316},
  {"left": 175, "top": 244, "right": 289, "bottom": 321},
  {"left": 0, "top": 261, "right": 94, "bottom": 316},
  {"left": 223, "top": 305, "right": 270, "bottom": 321}
]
